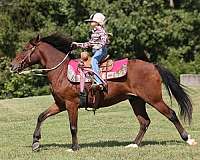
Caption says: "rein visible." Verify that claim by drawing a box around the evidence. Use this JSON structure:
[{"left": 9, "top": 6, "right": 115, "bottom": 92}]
[{"left": 20, "top": 48, "right": 71, "bottom": 75}]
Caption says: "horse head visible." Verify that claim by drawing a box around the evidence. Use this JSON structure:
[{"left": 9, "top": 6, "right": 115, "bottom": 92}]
[{"left": 10, "top": 35, "right": 41, "bottom": 73}]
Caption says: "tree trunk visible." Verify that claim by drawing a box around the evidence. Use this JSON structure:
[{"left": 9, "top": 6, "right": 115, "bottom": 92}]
[{"left": 170, "top": 0, "right": 175, "bottom": 8}]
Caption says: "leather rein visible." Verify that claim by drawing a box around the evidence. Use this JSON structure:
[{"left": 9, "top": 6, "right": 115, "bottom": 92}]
[{"left": 19, "top": 45, "right": 71, "bottom": 74}]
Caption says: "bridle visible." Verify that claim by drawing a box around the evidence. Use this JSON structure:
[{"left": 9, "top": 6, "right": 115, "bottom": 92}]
[
  {"left": 28, "top": 46, "right": 37, "bottom": 63},
  {"left": 17, "top": 45, "right": 37, "bottom": 71},
  {"left": 18, "top": 44, "right": 71, "bottom": 74}
]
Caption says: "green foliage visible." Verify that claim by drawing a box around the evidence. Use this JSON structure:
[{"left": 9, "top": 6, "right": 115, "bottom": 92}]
[
  {"left": 0, "top": 57, "right": 49, "bottom": 99},
  {"left": 0, "top": 0, "right": 200, "bottom": 98}
]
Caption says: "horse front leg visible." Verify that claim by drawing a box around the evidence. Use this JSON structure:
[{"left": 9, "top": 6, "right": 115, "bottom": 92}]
[
  {"left": 32, "top": 103, "right": 65, "bottom": 151},
  {"left": 66, "top": 100, "right": 80, "bottom": 151},
  {"left": 126, "top": 96, "right": 150, "bottom": 148}
]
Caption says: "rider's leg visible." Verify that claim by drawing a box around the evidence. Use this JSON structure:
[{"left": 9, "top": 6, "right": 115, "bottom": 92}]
[{"left": 91, "top": 47, "right": 107, "bottom": 84}]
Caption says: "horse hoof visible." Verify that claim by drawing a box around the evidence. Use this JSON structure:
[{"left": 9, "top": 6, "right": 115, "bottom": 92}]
[
  {"left": 125, "top": 143, "right": 138, "bottom": 148},
  {"left": 71, "top": 144, "right": 80, "bottom": 151},
  {"left": 32, "top": 142, "right": 40, "bottom": 151},
  {"left": 187, "top": 135, "right": 197, "bottom": 146}
]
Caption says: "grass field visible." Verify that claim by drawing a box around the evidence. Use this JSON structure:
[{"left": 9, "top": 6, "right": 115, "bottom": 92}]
[{"left": 0, "top": 87, "right": 200, "bottom": 160}]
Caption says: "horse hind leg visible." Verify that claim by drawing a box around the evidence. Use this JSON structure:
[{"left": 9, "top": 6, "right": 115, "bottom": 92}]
[
  {"left": 32, "top": 103, "right": 65, "bottom": 151},
  {"left": 151, "top": 99, "right": 197, "bottom": 145},
  {"left": 126, "top": 96, "right": 150, "bottom": 148}
]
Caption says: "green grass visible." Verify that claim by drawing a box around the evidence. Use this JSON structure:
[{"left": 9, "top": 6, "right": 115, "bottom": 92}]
[{"left": 0, "top": 87, "right": 200, "bottom": 160}]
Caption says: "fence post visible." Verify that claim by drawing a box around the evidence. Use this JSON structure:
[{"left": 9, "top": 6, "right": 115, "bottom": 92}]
[{"left": 180, "top": 74, "right": 200, "bottom": 86}]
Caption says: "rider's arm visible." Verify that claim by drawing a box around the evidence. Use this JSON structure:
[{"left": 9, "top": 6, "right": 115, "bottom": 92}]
[
  {"left": 76, "top": 41, "right": 92, "bottom": 49},
  {"left": 76, "top": 26, "right": 108, "bottom": 49}
]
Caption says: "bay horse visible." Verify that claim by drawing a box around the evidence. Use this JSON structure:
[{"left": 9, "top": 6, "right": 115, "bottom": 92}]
[{"left": 10, "top": 34, "right": 197, "bottom": 151}]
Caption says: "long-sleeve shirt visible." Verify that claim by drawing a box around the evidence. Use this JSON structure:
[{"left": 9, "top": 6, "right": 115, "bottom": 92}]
[{"left": 77, "top": 26, "right": 108, "bottom": 50}]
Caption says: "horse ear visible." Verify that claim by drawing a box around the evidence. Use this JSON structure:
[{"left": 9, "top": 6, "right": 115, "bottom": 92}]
[
  {"left": 30, "top": 34, "right": 41, "bottom": 46},
  {"left": 36, "top": 34, "right": 41, "bottom": 42}
]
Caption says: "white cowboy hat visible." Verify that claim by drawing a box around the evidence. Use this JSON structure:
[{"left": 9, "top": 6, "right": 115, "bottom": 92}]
[{"left": 85, "top": 13, "right": 106, "bottom": 26}]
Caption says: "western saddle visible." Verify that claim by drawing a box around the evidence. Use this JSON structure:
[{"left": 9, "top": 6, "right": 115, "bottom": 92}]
[{"left": 80, "top": 51, "right": 113, "bottom": 72}]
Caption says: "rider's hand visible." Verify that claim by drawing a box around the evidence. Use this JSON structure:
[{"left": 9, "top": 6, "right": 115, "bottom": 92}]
[
  {"left": 72, "top": 42, "right": 79, "bottom": 45},
  {"left": 71, "top": 42, "right": 79, "bottom": 50}
]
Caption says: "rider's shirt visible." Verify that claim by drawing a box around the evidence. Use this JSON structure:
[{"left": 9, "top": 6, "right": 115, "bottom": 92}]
[{"left": 77, "top": 26, "right": 108, "bottom": 50}]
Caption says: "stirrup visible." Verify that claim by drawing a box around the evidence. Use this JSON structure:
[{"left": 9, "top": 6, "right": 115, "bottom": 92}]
[
  {"left": 91, "top": 84, "right": 107, "bottom": 92},
  {"left": 91, "top": 84, "right": 102, "bottom": 91}
]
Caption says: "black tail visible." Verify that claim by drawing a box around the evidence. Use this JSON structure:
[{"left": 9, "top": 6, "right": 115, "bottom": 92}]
[{"left": 155, "top": 64, "right": 193, "bottom": 124}]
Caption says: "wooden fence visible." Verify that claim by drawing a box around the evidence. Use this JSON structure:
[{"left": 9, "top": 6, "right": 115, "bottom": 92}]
[{"left": 180, "top": 74, "right": 200, "bottom": 86}]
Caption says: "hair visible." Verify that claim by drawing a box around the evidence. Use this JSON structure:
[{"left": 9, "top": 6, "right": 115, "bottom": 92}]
[
  {"left": 40, "top": 33, "right": 73, "bottom": 54},
  {"left": 155, "top": 64, "right": 193, "bottom": 124}
]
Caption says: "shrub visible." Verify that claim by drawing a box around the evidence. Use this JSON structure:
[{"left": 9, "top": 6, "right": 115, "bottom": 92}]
[{"left": 0, "top": 57, "right": 50, "bottom": 99}]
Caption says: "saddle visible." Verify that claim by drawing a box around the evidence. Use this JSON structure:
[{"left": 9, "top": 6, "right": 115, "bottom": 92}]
[
  {"left": 67, "top": 55, "right": 128, "bottom": 83},
  {"left": 67, "top": 53, "right": 128, "bottom": 110},
  {"left": 82, "top": 54, "right": 113, "bottom": 72}
]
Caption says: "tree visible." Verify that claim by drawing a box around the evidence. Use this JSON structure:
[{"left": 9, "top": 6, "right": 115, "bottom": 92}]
[
  {"left": 170, "top": 0, "right": 174, "bottom": 7},
  {"left": 0, "top": 0, "right": 199, "bottom": 98}
]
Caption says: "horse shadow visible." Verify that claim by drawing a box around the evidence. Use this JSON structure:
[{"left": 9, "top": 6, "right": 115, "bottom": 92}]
[{"left": 37, "top": 140, "right": 184, "bottom": 150}]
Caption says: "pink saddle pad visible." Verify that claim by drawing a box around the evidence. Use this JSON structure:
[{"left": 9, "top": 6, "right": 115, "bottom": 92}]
[{"left": 67, "top": 58, "right": 128, "bottom": 82}]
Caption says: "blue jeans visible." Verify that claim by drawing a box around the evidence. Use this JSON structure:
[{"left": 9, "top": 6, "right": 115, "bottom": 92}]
[{"left": 91, "top": 47, "right": 108, "bottom": 84}]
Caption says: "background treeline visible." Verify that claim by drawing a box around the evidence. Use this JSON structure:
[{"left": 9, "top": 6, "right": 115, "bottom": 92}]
[{"left": 0, "top": 0, "right": 200, "bottom": 98}]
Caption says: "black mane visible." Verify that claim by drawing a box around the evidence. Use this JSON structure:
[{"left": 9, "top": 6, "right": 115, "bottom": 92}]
[{"left": 40, "top": 33, "right": 73, "bottom": 53}]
